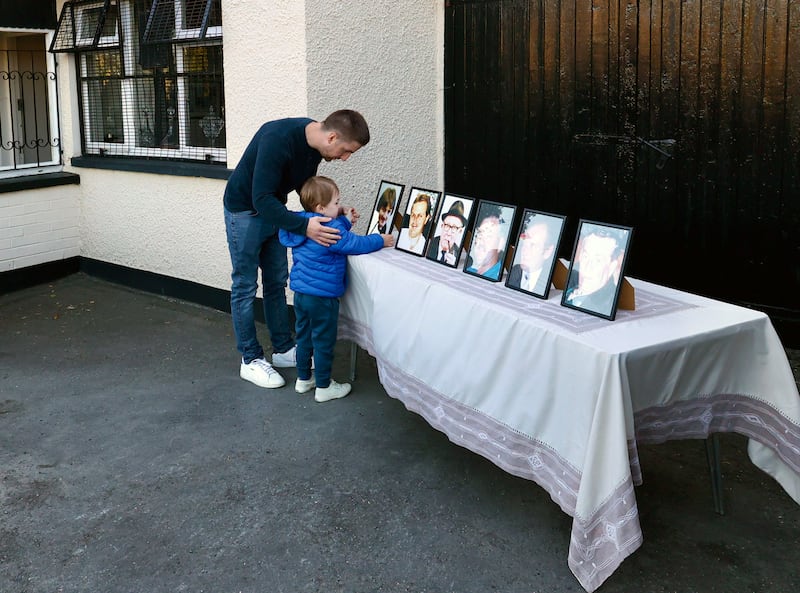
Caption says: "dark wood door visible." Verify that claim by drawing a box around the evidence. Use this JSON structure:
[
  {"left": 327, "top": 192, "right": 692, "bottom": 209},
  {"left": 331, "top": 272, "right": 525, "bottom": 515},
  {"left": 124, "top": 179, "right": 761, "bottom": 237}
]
[{"left": 445, "top": 0, "right": 799, "bottom": 343}]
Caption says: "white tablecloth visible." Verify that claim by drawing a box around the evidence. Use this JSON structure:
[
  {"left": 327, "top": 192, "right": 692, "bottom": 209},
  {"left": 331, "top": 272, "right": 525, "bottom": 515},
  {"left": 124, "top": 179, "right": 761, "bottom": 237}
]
[{"left": 338, "top": 248, "right": 800, "bottom": 592}]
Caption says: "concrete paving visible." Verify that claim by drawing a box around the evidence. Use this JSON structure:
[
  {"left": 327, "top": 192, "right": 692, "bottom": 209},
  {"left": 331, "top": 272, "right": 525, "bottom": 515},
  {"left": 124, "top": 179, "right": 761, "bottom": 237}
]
[{"left": 1, "top": 273, "right": 799, "bottom": 593}]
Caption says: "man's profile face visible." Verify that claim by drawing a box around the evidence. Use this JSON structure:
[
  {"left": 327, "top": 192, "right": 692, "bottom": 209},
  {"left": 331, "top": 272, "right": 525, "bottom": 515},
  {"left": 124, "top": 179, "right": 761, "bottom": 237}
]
[
  {"left": 472, "top": 217, "right": 501, "bottom": 265},
  {"left": 408, "top": 201, "right": 430, "bottom": 238},
  {"left": 321, "top": 134, "right": 362, "bottom": 162},
  {"left": 577, "top": 233, "right": 619, "bottom": 294},
  {"left": 520, "top": 223, "right": 553, "bottom": 272}
]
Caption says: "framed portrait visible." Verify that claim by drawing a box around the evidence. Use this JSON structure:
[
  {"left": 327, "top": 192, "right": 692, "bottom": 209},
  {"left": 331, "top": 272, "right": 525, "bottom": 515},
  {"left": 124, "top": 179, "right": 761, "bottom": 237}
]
[
  {"left": 505, "top": 209, "right": 566, "bottom": 299},
  {"left": 367, "top": 180, "right": 405, "bottom": 235},
  {"left": 425, "top": 193, "right": 476, "bottom": 267},
  {"left": 395, "top": 186, "right": 442, "bottom": 257},
  {"left": 560, "top": 220, "right": 634, "bottom": 321},
  {"left": 462, "top": 200, "right": 517, "bottom": 282}
]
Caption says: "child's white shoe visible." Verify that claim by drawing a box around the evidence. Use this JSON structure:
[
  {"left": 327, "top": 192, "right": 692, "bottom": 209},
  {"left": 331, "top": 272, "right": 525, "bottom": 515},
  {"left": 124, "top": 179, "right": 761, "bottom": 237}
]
[{"left": 314, "top": 380, "right": 351, "bottom": 402}]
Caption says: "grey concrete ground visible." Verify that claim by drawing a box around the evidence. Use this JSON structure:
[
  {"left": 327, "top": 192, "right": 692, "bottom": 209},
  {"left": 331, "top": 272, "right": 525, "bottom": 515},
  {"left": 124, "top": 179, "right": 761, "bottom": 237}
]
[{"left": 1, "top": 273, "right": 799, "bottom": 593}]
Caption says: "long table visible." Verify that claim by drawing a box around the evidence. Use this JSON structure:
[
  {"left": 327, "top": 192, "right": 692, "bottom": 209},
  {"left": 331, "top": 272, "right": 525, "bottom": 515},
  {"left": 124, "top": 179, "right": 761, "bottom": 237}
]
[{"left": 337, "top": 248, "right": 800, "bottom": 592}]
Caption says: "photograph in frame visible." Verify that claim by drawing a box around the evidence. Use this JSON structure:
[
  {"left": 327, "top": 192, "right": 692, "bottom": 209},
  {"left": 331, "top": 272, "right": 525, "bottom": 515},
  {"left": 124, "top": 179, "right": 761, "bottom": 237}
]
[
  {"left": 425, "top": 193, "right": 475, "bottom": 267},
  {"left": 462, "top": 200, "right": 517, "bottom": 282},
  {"left": 505, "top": 209, "right": 566, "bottom": 299},
  {"left": 561, "top": 220, "right": 633, "bottom": 320},
  {"left": 367, "top": 180, "right": 405, "bottom": 235},
  {"left": 395, "top": 186, "right": 442, "bottom": 257}
]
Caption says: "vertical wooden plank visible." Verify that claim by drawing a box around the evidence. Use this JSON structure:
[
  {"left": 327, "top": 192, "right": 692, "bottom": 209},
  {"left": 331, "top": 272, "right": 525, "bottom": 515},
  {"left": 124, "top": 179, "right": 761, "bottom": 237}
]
[
  {"left": 617, "top": 0, "right": 640, "bottom": 221},
  {"left": 697, "top": 0, "right": 722, "bottom": 245},
  {"left": 557, "top": 0, "right": 576, "bottom": 215},
  {"left": 528, "top": 0, "right": 545, "bottom": 205},
  {"left": 511, "top": 1, "right": 531, "bottom": 210},
  {"left": 634, "top": 0, "right": 655, "bottom": 222},
  {"left": 786, "top": 0, "right": 800, "bottom": 221},
  {"left": 740, "top": 0, "right": 765, "bottom": 222},
  {"left": 718, "top": 0, "right": 743, "bottom": 248},
  {"left": 754, "top": 0, "right": 790, "bottom": 298},
  {"left": 760, "top": 0, "right": 787, "bottom": 217},
  {"left": 657, "top": 0, "right": 681, "bottom": 233},
  {"left": 678, "top": 0, "right": 701, "bottom": 270},
  {"left": 590, "top": 0, "right": 611, "bottom": 217},
  {"left": 539, "top": 0, "right": 562, "bottom": 202},
  {"left": 786, "top": 0, "right": 800, "bottom": 301}
]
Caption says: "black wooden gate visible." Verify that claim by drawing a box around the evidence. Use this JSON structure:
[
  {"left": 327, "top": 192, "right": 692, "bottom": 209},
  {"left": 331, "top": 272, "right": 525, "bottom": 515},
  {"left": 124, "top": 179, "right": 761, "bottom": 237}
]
[{"left": 445, "top": 0, "right": 799, "bottom": 344}]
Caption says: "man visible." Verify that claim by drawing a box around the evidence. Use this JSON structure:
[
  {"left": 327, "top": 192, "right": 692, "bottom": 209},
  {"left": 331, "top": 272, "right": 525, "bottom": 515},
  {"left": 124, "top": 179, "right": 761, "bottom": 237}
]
[
  {"left": 563, "top": 225, "right": 626, "bottom": 315},
  {"left": 367, "top": 186, "right": 397, "bottom": 234},
  {"left": 426, "top": 199, "right": 467, "bottom": 266},
  {"left": 396, "top": 193, "right": 432, "bottom": 254},
  {"left": 507, "top": 213, "right": 560, "bottom": 295},
  {"left": 466, "top": 205, "right": 505, "bottom": 280},
  {"left": 223, "top": 110, "right": 370, "bottom": 389}
]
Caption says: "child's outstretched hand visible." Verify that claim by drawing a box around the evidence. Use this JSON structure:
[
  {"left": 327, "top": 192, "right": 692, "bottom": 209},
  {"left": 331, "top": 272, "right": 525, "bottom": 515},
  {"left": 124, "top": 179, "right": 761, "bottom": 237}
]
[
  {"left": 342, "top": 206, "right": 360, "bottom": 225},
  {"left": 381, "top": 234, "right": 395, "bottom": 248}
]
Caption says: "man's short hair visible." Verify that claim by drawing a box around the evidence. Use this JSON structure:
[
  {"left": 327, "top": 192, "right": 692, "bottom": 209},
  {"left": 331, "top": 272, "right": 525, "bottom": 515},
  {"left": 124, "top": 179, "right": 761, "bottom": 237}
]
[
  {"left": 477, "top": 204, "right": 503, "bottom": 226},
  {"left": 321, "top": 109, "right": 370, "bottom": 146},
  {"left": 411, "top": 193, "right": 432, "bottom": 216},
  {"left": 585, "top": 226, "right": 626, "bottom": 259},
  {"left": 523, "top": 213, "right": 559, "bottom": 247}
]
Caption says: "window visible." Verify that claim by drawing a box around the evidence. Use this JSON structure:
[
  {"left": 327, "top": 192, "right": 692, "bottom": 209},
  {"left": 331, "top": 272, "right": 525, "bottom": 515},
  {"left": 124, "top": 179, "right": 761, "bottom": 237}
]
[
  {"left": 51, "top": 0, "right": 225, "bottom": 164},
  {"left": 0, "top": 30, "right": 61, "bottom": 176}
]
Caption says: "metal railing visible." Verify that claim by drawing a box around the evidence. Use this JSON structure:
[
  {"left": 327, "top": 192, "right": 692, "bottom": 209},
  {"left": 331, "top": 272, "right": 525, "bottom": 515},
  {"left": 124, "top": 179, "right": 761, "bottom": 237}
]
[{"left": 0, "top": 49, "right": 61, "bottom": 172}]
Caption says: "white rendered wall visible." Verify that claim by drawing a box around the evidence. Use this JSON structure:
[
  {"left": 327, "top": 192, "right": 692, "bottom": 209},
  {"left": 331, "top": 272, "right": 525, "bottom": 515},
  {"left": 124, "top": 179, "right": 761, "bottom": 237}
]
[
  {"left": 44, "top": 0, "right": 443, "bottom": 292},
  {"left": 306, "top": 0, "right": 445, "bottom": 229}
]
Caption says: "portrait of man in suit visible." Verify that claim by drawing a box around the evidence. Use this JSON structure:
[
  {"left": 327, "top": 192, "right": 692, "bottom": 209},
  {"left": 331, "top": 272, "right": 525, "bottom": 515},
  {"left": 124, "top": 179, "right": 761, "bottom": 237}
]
[
  {"left": 562, "top": 222, "right": 631, "bottom": 319},
  {"left": 506, "top": 211, "right": 564, "bottom": 298}
]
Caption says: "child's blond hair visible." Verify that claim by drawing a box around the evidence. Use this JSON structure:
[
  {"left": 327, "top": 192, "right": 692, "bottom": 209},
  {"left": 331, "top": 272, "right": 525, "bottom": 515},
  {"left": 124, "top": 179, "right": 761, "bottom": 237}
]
[{"left": 300, "top": 176, "right": 339, "bottom": 213}]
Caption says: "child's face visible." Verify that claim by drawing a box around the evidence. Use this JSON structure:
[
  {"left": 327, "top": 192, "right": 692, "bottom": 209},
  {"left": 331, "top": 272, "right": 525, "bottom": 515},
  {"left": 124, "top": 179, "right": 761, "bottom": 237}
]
[{"left": 316, "top": 191, "right": 341, "bottom": 219}]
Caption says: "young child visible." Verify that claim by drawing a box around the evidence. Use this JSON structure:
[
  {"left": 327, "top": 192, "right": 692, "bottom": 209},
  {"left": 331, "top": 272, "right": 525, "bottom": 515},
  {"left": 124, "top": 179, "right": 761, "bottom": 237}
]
[{"left": 279, "top": 176, "right": 394, "bottom": 402}]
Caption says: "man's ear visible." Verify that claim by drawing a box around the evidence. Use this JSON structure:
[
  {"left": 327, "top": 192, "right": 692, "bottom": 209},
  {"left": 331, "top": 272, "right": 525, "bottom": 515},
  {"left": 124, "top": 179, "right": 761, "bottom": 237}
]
[{"left": 325, "top": 131, "right": 338, "bottom": 145}]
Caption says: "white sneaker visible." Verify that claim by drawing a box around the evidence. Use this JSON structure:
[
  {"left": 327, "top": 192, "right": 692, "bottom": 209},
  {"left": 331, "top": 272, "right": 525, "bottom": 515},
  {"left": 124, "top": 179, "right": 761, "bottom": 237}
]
[
  {"left": 240, "top": 357, "right": 285, "bottom": 389},
  {"left": 314, "top": 380, "right": 351, "bottom": 403},
  {"left": 272, "top": 345, "right": 314, "bottom": 369},
  {"left": 295, "top": 376, "right": 316, "bottom": 394},
  {"left": 272, "top": 345, "right": 298, "bottom": 368}
]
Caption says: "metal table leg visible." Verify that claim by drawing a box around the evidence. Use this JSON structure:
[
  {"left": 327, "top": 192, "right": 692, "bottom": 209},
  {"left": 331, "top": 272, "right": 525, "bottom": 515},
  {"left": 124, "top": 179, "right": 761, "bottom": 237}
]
[
  {"left": 705, "top": 433, "right": 724, "bottom": 515},
  {"left": 349, "top": 342, "right": 358, "bottom": 382}
]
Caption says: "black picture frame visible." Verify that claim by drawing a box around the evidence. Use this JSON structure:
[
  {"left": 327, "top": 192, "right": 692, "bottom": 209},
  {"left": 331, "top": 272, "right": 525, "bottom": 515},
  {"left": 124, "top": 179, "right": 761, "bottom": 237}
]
[
  {"left": 366, "top": 180, "right": 405, "bottom": 235},
  {"left": 560, "top": 219, "right": 634, "bottom": 321},
  {"left": 505, "top": 209, "right": 567, "bottom": 299},
  {"left": 395, "top": 186, "right": 442, "bottom": 257},
  {"left": 462, "top": 200, "right": 517, "bottom": 282},
  {"left": 425, "top": 193, "right": 476, "bottom": 267}
]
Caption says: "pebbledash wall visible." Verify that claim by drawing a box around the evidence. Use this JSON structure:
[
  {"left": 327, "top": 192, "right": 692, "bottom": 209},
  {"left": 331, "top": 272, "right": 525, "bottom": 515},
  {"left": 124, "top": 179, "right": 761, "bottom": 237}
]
[{"left": 3, "top": 0, "right": 443, "bottom": 294}]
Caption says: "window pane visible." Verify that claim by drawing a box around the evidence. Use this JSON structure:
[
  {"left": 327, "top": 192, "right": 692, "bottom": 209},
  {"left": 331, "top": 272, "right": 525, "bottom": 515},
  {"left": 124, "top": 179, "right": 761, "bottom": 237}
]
[
  {"left": 83, "top": 52, "right": 123, "bottom": 143},
  {"left": 134, "top": 74, "right": 179, "bottom": 148},
  {"left": 183, "top": 0, "right": 222, "bottom": 30},
  {"left": 182, "top": 45, "right": 225, "bottom": 148},
  {"left": 80, "top": 5, "right": 119, "bottom": 39}
]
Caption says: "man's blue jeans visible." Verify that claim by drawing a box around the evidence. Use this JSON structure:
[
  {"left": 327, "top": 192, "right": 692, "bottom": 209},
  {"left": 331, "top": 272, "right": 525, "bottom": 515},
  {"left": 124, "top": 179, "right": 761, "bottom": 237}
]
[
  {"left": 293, "top": 292, "right": 339, "bottom": 388},
  {"left": 224, "top": 207, "right": 294, "bottom": 363}
]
